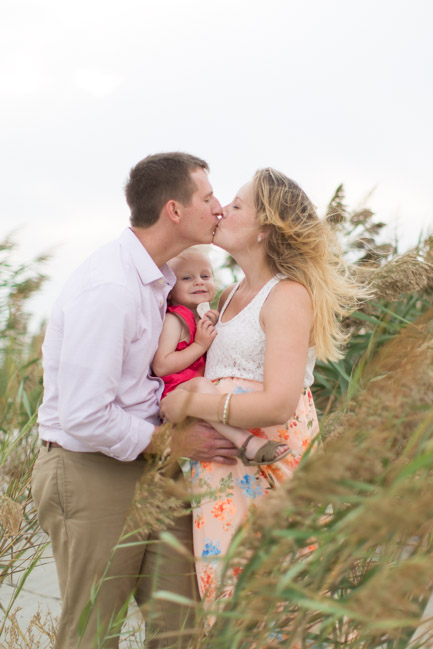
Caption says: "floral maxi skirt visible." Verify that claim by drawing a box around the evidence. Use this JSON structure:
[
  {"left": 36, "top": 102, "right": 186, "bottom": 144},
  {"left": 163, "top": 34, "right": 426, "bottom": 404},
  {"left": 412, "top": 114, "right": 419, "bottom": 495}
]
[{"left": 184, "top": 377, "right": 319, "bottom": 604}]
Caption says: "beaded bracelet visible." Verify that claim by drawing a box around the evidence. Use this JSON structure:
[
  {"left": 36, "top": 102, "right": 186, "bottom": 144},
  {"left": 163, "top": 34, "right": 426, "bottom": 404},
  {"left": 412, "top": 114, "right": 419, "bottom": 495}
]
[
  {"left": 222, "top": 393, "right": 233, "bottom": 426},
  {"left": 217, "top": 393, "right": 228, "bottom": 423}
]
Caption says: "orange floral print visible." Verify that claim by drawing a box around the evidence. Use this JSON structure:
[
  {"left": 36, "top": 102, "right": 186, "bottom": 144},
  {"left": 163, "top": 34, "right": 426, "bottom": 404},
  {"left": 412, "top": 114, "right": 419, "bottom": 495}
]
[
  {"left": 199, "top": 461, "right": 214, "bottom": 472},
  {"left": 194, "top": 514, "right": 205, "bottom": 529},
  {"left": 247, "top": 427, "right": 267, "bottom": 438},
  {"left": 188, "top": 378, "right": 319, "bottom": 605},
  {"left": 211, "top": 498, "right": 235, "bottom": 521},
  {"left": 200, "top": 565, "right": 217, "bottom": 602}
]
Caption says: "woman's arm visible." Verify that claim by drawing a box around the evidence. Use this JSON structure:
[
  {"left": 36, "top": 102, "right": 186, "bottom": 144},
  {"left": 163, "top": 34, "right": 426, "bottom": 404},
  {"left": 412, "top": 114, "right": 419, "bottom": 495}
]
[
  {"left": 153, "top": 313, "right": 216, "bottom": 377},
  {"left": 161, "top": 281, "right": 313, "bottom": 427}
]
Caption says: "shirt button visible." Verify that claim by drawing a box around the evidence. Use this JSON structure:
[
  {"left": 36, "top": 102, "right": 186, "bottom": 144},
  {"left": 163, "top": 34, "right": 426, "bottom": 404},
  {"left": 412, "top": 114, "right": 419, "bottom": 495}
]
[{"left": 158, "top": 279, "right": 165, "bottom": 286}]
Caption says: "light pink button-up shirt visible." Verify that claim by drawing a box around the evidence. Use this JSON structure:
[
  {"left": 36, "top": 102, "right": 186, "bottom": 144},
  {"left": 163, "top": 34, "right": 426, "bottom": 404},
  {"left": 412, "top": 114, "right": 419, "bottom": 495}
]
[{"left": 38, "top": 228, "right": 176, "bottom": 461}]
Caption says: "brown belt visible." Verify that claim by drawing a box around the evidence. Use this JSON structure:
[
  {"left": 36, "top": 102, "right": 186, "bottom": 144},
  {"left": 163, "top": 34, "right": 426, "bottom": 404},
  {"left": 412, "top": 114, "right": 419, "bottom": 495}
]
[
  {"left": 41, "top": 440, "right": 62, "bottom": 450},
  {"left": 41, "top": 440, "right": 147, "bottom": 461}
]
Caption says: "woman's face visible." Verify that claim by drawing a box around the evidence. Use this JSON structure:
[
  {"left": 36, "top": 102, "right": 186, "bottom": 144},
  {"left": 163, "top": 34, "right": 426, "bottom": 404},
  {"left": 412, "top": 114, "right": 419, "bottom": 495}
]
[{"left": 213, "top": 181, "right": 261, "bottom": 253}]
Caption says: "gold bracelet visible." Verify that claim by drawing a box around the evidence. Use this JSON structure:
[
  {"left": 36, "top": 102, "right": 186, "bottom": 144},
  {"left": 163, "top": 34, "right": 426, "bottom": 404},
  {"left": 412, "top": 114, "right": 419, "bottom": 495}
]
[
  {"left": 217, "top": 393, "right": 228, "bottom": 423},
  {"left": 222, "top": 393, "right": 232, "bottom": 426}
]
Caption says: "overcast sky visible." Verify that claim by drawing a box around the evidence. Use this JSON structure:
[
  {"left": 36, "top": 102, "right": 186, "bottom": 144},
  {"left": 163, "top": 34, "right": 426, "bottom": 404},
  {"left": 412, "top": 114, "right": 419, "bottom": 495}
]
[{"left": 1, "top": 0, "right": 432, "bottom": 327}]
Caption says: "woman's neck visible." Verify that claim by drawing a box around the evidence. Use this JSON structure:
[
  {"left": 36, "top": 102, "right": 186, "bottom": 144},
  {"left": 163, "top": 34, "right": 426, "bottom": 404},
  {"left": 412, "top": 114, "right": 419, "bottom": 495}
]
[
  {"left": 219, "top": 256, "right": 274, "bottom": 323},
  {"left": 235, "top": 255, "right": 274, "bottom": 293}
]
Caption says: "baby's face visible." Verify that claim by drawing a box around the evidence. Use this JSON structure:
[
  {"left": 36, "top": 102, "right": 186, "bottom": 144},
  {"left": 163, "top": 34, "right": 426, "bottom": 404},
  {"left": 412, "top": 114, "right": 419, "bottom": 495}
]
[{"left": 169, "top": 253, "right": 215, "bottom": 312}]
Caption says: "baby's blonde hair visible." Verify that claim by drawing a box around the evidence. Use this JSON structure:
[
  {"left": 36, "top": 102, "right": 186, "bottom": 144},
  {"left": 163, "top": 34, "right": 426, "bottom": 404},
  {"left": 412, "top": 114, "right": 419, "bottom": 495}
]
[
  {"left": 252, "top": 168, "right": 363, "bottom": 362},
  {"left": 168, "top": 245, "right": 213, "bottom": 269}
]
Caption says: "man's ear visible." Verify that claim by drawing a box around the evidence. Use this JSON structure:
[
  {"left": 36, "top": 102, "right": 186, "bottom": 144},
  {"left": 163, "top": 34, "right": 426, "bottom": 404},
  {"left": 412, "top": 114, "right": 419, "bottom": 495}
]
[{"left": 165, "top": 200, "right": 182, "bottom": 224}]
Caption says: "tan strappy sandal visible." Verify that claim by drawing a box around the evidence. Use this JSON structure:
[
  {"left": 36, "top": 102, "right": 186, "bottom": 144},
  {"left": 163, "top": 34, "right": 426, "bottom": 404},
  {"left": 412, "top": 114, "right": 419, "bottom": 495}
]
[{"left": 238, "top": 434, "right": 292, "bottom": 466}]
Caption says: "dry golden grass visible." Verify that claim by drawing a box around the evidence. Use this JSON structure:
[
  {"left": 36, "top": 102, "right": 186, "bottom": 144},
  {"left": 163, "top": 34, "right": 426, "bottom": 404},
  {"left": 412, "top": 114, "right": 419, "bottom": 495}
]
[
  {"left": 2, "top": 231, "right": 433, "bottom": 648},
  {"left": 190, "top": 309, "right": 433, "bottom": 648},
  {"left": 0, "top": 608, "right": 57, "bottom": 649},
  {"left": 359, "top": 236, "right": 433, "bottom": 303}
]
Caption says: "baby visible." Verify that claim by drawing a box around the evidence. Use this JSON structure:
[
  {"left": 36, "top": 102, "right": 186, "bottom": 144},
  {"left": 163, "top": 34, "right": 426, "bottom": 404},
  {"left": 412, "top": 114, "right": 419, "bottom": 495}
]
[
  {"left": 153, "top": 247, "right": 289, "bottom": 465},
  {"left": 153, "top": 247, "right": 219, "bottom": 397}
]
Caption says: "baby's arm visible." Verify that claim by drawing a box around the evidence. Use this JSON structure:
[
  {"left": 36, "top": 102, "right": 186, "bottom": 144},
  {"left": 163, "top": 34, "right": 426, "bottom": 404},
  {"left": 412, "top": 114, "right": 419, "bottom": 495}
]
[{"left": 153, "top": 313, "right": 217, "bottom": 377}]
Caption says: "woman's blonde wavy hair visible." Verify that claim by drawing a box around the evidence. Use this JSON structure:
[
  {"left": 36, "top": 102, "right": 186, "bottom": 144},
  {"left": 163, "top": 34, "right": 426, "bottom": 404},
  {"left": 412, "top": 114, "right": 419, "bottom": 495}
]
[{"left": 252, "top": 168, "right": 364, "bottom": 362}]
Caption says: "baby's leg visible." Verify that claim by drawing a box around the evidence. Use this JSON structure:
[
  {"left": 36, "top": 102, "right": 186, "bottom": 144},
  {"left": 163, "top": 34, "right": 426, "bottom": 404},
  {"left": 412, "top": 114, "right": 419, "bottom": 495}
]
[{"left": 177, "top": 378, "right": 289, "bottom": 462}]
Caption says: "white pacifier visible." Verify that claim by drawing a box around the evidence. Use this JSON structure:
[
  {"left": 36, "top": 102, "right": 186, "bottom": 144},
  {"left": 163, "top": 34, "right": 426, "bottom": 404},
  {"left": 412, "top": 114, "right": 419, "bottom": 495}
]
[{"left": 197, "top": 302, "right": 211, "bottom": 318}]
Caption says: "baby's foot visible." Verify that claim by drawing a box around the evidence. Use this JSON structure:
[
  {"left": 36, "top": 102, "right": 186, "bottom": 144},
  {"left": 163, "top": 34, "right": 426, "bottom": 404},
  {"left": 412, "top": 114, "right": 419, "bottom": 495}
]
[
  {"left": 239, "top": 435, "right": 290, "bottom": 466},
  {"left": 245, "top": 436, "right": 288, "bottom": 460}
]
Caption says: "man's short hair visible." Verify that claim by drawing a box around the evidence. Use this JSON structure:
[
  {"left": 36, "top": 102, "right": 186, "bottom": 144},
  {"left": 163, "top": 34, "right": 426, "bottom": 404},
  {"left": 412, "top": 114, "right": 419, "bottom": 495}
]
[{"left": 125, "top": 152, "right": 209, "bottom": 228}]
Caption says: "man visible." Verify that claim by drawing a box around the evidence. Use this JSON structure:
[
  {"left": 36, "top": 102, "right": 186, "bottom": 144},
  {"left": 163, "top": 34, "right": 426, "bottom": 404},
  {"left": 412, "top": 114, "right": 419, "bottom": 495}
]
[{"left": 31, "top": 152, "right": 237, "bottom": 649}]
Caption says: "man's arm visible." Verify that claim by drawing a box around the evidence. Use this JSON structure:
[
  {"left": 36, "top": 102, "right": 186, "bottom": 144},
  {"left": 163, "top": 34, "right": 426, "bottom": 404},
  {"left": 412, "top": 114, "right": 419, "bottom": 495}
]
[{"left": 57, "top": 284, "right": 155, "bottom": 461}]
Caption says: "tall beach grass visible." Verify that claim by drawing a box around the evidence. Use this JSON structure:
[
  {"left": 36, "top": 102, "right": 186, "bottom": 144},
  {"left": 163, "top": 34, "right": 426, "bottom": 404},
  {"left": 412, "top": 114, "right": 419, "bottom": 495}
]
[{"left": 0, "top": 188, "right": 432, "bottom": 648}]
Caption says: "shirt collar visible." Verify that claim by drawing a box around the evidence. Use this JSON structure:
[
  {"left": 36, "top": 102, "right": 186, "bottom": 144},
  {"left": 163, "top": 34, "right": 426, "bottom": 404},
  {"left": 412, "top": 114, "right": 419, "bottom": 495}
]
[{"left": 119, "top": 228, "right": 176, "bottom": 288}]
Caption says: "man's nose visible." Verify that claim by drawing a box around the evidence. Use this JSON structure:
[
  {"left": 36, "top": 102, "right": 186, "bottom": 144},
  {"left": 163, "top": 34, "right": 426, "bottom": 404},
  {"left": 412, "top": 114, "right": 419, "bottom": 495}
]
[{"left": 212, "top": 197, "right": 223, "bottom": 217}]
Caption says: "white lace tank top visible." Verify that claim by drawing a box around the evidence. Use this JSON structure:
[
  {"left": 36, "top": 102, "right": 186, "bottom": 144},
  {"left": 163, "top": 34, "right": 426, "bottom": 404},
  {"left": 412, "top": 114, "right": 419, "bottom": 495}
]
[{"left": 205, "top": 276, "right": 316, "bottom": 387}]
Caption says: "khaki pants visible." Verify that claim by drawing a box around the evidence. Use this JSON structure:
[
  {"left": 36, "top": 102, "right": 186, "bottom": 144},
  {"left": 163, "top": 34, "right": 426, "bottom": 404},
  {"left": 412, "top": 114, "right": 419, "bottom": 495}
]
[{"left": 31, "top": 446, "right": 198, "bottom": 649}]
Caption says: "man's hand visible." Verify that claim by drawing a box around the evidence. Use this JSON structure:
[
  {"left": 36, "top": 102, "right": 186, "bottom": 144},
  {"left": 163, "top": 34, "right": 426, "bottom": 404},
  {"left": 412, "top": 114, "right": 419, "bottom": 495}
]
[{"left": 173, "top": 421, "right": 238, "bottom": 465}]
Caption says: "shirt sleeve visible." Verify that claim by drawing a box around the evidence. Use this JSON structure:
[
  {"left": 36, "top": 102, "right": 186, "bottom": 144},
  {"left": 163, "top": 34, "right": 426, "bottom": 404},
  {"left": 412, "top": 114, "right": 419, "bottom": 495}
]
[{"left": 57, "top": 282, "right": 155, "bottom": 461}]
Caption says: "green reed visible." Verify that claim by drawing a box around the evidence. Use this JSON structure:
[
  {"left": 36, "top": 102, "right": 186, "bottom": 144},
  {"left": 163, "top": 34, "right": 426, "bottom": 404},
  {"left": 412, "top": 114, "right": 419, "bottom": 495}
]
[{"left": 1, "top": 189, "right": 432, "bottom": 648}]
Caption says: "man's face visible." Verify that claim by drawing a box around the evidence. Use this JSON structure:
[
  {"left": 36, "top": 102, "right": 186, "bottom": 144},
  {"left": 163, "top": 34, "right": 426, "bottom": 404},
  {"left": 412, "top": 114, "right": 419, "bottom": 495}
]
[{"left": 178, "top": 168, "right": 222, "bottom": 244}]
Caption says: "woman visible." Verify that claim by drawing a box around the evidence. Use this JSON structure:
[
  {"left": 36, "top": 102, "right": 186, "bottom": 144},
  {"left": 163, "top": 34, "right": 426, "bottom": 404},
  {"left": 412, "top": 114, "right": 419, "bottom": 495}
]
[{"left": 161, "top": 168, "right": 359, "bottom": 603}]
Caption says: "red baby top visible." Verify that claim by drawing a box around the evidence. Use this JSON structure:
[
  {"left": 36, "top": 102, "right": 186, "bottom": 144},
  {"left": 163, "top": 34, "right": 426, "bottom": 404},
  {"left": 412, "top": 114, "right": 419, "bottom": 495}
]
[{"left": 160, "top": 305, "right": 206, "bottom": 398}]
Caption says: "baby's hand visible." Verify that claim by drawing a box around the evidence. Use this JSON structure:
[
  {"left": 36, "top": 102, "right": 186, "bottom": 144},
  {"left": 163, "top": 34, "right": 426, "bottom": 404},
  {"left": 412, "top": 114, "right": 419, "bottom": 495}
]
[
  {"left": 197, "top": 302, "right": 219, "bottom": 326},
  {"left": 195, "top": 317, "right": 217, "bottom": 351},
  {"left": 202, "top": 309, "right": 219, "bottom": 326}
]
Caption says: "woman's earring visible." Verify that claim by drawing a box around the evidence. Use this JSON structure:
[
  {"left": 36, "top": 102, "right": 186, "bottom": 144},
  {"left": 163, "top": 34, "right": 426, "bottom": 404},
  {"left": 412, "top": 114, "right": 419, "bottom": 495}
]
[{"left": 257, "top": 234, "right": 263, "bottom": 243}]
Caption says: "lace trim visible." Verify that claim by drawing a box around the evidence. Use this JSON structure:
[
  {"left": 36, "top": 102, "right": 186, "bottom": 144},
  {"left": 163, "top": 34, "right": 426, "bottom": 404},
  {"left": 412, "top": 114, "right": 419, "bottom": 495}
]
[{"left": 205, "top": 276, "right": 315, "bottom": 386}]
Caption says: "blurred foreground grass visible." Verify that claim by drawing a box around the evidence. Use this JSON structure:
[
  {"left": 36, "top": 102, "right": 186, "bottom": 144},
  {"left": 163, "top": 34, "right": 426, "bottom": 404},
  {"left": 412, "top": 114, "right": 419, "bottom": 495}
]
[{"left": 0, "top": 189, "right": 432, "bottom": 648}]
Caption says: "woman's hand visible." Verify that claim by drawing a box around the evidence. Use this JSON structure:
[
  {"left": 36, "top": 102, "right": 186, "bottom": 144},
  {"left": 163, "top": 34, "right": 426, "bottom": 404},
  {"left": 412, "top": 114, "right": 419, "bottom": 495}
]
[{"left": 160, "top": 389, "right": 190, "bottom": 423}]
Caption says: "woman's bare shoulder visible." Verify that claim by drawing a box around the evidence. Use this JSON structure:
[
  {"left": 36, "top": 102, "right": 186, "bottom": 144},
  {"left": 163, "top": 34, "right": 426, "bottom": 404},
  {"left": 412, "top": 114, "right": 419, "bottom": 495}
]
[
  {"left": 270, "top": 278, "right": 310, "bottom": 301},
  {"left": 263, "top": 279, "right": 312, "bottom": 319}
]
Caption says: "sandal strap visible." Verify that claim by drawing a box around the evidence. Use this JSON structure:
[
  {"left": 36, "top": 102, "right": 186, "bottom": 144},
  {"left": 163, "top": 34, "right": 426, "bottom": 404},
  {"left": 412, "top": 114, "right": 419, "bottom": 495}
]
[
  {"left": 238, "top": 434, "right": 255, "bottom": 462},
  {"left": 238, "top": 435, "right": 290, "bottom": 466},
  {"left": 254, "top": 440, "right": 285, "bottom": 464}
]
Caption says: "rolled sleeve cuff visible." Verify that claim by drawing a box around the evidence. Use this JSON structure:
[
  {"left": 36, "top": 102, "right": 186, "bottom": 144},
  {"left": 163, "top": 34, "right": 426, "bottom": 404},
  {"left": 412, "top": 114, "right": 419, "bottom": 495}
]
[{"left": 108, "top": 419, "right": 155, "bottom": 462}]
